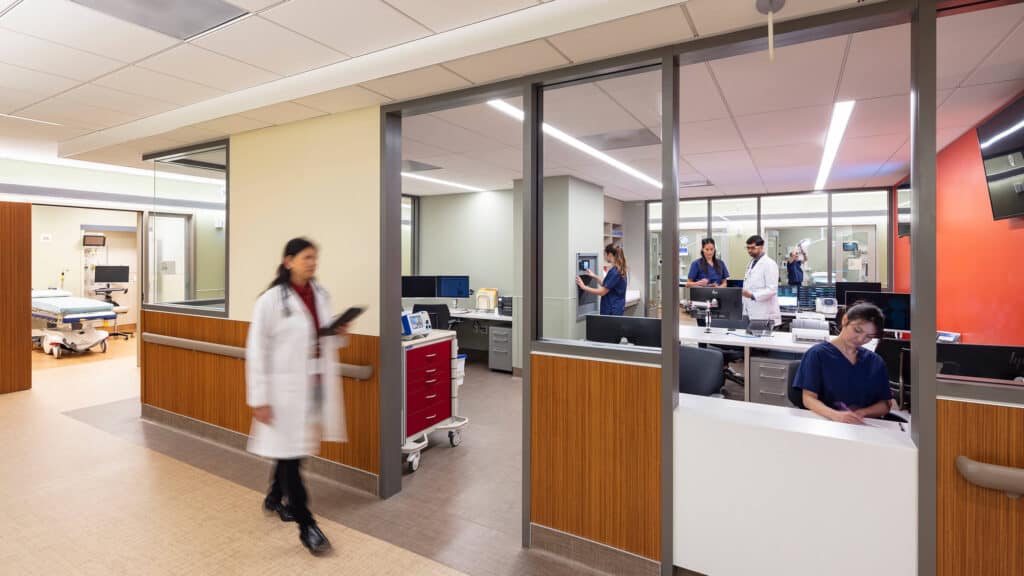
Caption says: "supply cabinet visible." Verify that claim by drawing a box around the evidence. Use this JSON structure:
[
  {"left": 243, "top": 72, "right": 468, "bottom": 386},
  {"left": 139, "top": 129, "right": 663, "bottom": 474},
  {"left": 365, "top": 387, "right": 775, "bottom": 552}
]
[
  {"left": 401, "top": 330, "right": 469, "bottom": 472},
  {"left": 488, "top": 326, "right": 512, "bottom": 372},
  {"left": 748, "top": 355, "right": 802, "bottom": 407}
]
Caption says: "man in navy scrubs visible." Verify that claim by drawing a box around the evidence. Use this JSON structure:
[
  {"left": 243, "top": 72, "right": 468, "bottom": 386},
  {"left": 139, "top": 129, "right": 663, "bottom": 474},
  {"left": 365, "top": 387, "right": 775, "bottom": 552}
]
[{"left": 793, "top": 302, "right": 893, "bottom": 424}]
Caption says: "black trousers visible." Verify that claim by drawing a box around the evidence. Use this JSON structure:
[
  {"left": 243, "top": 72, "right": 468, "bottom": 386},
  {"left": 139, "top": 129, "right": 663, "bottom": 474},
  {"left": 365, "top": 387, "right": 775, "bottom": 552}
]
[{"left": 268, "top": 458, "right": 314, "bottom": 527}]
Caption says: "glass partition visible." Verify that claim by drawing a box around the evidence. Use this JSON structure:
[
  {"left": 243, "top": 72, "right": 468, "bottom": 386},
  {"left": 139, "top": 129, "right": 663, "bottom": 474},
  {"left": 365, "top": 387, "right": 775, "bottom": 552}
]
[
  {"left": 709, "top": 197, "right": 757, "bottom": 284},
  {"left": 147, "top": 142, "right": 228, "bottom": 314},
  {"left": 401, "top": 196, "right": 414, "bottom": 275},
  {"left": 761, "top": 192, "right": 828, "bottom": 286},
  {"left": 831, "top": 190, "right": 889, "bottom": 286}
]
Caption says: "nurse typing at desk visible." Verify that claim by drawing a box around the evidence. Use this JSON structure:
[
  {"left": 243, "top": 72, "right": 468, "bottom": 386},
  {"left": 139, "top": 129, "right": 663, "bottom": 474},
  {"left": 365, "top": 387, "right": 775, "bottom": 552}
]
[{"left": 793, "top": 303, "right": 893, "bottom": 425}]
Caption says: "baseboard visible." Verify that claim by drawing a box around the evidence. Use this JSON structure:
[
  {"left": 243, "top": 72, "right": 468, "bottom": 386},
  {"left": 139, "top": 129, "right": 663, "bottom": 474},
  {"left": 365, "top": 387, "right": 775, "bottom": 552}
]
[
  {"left": 140, "top": 404, "right": 379, "bottom": 496},
  {"left": 530, "top": 524, "right": 660, "bottom": 576}
]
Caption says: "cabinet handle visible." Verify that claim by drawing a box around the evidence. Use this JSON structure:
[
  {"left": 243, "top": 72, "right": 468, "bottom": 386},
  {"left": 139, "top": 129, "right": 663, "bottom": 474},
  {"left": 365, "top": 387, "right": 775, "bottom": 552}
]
[
  {"left": 426, "top": 414, "right": 437, "bottom": 420},
  {"left": 425, "top": 353, "right": 437, "bottom": 358},
  {"left": 425, "top": 379, "right": 437, "bottom": 384},
  {"left": 425, "top": 394, "right": 437, "bottom": 399},
  {"left": 956, "top": 455, "right": 1024, "bottom": 500},
  {"left": 426, "top": 369, "right": 436, "bottom": 374}
]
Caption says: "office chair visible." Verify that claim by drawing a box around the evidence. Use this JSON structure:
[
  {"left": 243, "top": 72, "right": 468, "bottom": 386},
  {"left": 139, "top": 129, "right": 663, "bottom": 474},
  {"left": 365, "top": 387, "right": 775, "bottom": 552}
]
[
  {"left": 694, "top": 316, "right": 745, "bottom": 387},
  {"left": 412, "top": 304, "right": 452, "bottom": 331},
  {"left": 679, "top": 345, "right": 726, "bottom": 396}
]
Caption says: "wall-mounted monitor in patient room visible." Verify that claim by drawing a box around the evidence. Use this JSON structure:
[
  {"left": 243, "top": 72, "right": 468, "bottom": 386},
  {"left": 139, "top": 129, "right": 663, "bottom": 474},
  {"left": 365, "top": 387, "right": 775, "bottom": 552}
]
[{"left": 82, "top": 234, "right": 105, "bottom": 246}]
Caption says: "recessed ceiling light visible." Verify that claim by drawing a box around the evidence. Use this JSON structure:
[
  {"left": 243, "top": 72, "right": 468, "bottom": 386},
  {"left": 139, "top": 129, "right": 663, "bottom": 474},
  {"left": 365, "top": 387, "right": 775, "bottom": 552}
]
[
  {"left": 487, "top": 99, "right": 662, "bottom": 189},
  {"left": 70, "top": 0, "right": 248, "bottom": 41},
  {"left": 0, "top": 112, "right": 62, "bottom": 127},
  {"left": 401, "top": 171, "right": 485, "bottom": 192},
  {"left": 814, "top": 100, "right": 855, "bottom": 191}
]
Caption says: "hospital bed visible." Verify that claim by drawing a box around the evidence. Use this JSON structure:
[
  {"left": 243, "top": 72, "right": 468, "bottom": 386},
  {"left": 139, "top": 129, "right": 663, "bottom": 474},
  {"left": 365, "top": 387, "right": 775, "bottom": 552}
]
[{"left": 31, "top": 290, "right": 113, "bottom": 358}]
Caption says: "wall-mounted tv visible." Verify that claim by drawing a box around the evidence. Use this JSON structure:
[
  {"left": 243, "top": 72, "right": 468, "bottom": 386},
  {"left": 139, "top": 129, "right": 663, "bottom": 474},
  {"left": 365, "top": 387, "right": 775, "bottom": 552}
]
[{"left": 977, "top": 93, "right": 1024, "bottom": 220}]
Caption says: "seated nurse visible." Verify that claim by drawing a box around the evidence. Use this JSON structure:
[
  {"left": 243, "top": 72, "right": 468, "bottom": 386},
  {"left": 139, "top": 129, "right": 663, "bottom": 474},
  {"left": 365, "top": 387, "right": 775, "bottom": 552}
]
[
  {"left": 576, "top": 244, "right": 628, "bottom": 315},
  {"left": 793, "top": 302, "right": 893, "bottom": 425},
  {"left": 686, "top": 238, "right": 729, "bottom": 288}
]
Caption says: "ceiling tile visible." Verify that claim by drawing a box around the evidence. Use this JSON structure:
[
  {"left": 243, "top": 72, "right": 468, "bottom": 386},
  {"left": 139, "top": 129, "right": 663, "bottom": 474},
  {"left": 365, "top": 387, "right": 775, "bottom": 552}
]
[
  {"left": 138, "top": 44, "right": 280, "bottom": 92},
  {"left": 446, "top": 40, "right": 569, "bottom": 84},
  {"left": 0, "top": 61, "right": 78, "bottom": 96},
  {"left": 432, "top": 102, "right": 524, "bottom": 149},
  {"left": 0, "top": 114, "right": 90, "bottom": 142},
  {"left": 0, "top": 85, "right": 44, "bottom": 113},
  {"left": 679, "top": 118, "right": 745, "bottom": 154},
  {"left": 67, "top": 142, "right": 155, "bottom": 171},
  {"left": 679, "top": 63, "right": 730, "bottom": 123},
  {"left": 58, "top": 83, "right": 178, "bottom": 116},
  {"left": 937, "top": 80, "right": 1024, "bottom": 129},
  {"left": 401, "top": 136, "right": 450, "bottom": 160},
  {"left": 938, "top": 125, "right": 971, "bottom": 152},
  {"left": 749, "top": 144, "right": 820, "bottom": 193},
  {"left": 844, "top": 94, "right": 908, "bottom": 139},
  {"left": 684, "top": 149, "right": 764, "bottom": 195},
  {"left": 829, "top": 133, "right": 907, "bottom": 187},
  {"left": 735, "top": 105, "right": 831, "bottom": 149},
  {"left": 403, "top": 113, "right": 508, "bottom": 155},
  {"left": 710, "top": 35, "right": 847, "bottom": 116},
  {"left": 384, "top": 0, "right": 538, "bottom": 33},
  {"left": 294, "top": 85, "right": 390, "bottom": 113},
  {"left": 239, "top": 101, "right": 325, "bottom": 124},
  {"left": 17, "top": 97, "right": 139, "bottom": 130},
  {"left": 686, "top": 0, "right": 857, "bottom": 36},
  {"left": 470, "top": 146, "right": 525, "bottom": 174},
  {"left": 837, "top": 24, "right": 909, "bottom": 101},
  {"left": 264, "top": 0, "right": 430, "bottom": 57},
  {"left": 1, "top": 0, "right": 178, "bottom": 62},
  {"left": 223, "top": 0, "right": 280, "bottom": 10},
  {"left": 595, "top": 69, "right": 662, "bottom": 129},
  {"left": 93, "top": 66, "right": 225, "bottom": 106},
  {"left": 937, "top": 3, "right": 1024, "bottom": 90},
  {"left": 193, "top": 114, "right": 272, "bottom": 134},
  {"left": 547, "top": 5, "right": 692, "bottom": 63},
  {"left": 0, "top": 27, "right": 122, "bottom": 81},
  {"left": 193, "top": 15, "right": 345, "bottom": 76},
  {"left": 544, "top": 82, "right": 645, "bottom": 137},
  {"left": 362, "top": 65, "right": 471, "bottom": 101},
  {"left": 964, "top": 18, "right": 1024, "bottom": 86}
]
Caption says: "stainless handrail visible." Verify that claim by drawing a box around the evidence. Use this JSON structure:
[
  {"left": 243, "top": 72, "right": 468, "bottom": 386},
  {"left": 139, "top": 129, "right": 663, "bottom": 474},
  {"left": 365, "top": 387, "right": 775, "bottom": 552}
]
[
  {"left": 141, "top": 332, "right": 374, "bottom": 381},
  {"left": 955, "top": 455, "right": 1024, "bottom": 500}
]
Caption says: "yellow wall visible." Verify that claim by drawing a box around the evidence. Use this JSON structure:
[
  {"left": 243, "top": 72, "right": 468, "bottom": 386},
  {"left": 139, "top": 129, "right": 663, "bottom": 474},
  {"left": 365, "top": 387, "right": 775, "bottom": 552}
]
[{"left": 228, "top": 106, "right": 381, "bottom": 335}]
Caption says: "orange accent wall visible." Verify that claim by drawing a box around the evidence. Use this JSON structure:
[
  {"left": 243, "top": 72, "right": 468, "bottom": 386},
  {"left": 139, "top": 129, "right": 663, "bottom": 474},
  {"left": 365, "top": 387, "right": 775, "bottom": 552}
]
[{"left": 894, "top": 126, "right": 1024, "bottom": 344}]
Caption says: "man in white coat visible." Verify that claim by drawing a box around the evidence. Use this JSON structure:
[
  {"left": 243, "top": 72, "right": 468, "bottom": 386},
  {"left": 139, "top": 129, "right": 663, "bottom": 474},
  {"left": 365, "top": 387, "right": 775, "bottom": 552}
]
[{"left": 742, "top": 234, "right": 782, "bottom": 327}]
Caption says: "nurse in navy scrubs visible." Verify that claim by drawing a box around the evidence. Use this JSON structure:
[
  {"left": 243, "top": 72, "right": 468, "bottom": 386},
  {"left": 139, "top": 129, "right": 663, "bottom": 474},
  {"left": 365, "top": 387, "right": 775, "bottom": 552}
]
[
  {"left": 685, "top": 238, "right": 729, "bottom": 288},
  {"left": 793, "top": 302, "right": 893, "bottom": 424},
  {"left": 576, "top": 244, "right": 628, "bottom": 315}
]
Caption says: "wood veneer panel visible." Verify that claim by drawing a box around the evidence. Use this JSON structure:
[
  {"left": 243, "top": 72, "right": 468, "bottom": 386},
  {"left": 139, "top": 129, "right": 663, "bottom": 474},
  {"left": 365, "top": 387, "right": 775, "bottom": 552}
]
[
  {"left": 530, "top": 353, "right": 661, "bottom": 560},
  {"left": 938, "top": 399, "right": 1024, "bottom": 576},
  {"left": 321, "top": 334, "right": 380, "bottom": 474},
  {"left": 0, "top": 202, "right": 31, "bottom": 394},
  {"left": 141, "top": 310, "right": 248, "bottom": 347}
]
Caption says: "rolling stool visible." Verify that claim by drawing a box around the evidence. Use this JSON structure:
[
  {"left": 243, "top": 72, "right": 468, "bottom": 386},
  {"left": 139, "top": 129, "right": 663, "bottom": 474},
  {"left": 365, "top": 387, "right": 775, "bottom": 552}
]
[{"left": 109, "top": 306, "right": 132, "bottom": 340}]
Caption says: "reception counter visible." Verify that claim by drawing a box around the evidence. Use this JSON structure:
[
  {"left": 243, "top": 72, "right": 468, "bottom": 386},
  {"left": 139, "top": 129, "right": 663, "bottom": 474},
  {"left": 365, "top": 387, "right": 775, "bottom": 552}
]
[{"left": 673, "top": 394, "right": 917, "bottom": 576}]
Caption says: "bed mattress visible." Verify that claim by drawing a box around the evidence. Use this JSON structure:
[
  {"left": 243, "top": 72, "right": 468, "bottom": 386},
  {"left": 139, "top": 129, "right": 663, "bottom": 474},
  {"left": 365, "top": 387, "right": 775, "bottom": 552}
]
[{"left": 32, "top": 296, "right": 113, "bottom": 315}]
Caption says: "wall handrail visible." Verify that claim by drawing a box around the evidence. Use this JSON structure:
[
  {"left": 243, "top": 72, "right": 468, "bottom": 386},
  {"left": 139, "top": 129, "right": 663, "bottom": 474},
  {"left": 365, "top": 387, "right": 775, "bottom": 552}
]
[
  {"left": 955, "top": 455, "right": 1024, "bottom": 500},
  {"left": 141, "top": 332, "right": 374, "bottom": 380}
]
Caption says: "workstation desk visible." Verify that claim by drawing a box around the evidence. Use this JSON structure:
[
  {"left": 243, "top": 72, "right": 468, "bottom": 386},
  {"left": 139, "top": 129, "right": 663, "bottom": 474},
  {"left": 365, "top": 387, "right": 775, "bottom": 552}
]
[{"left": 449, "top": 309, "right": 513, "bottom": 372}]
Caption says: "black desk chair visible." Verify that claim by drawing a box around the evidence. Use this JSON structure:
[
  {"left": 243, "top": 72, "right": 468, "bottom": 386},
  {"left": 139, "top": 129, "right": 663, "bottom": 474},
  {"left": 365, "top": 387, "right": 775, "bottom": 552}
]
[
  {"left": 679, "top": 345, "right": 726, "bottom": 396},
  {"left": 412, "top": 304, "right": 453, "bottom": 331},
  {"left": 694, "top": 316, "right": 745, "bottom": 387}
]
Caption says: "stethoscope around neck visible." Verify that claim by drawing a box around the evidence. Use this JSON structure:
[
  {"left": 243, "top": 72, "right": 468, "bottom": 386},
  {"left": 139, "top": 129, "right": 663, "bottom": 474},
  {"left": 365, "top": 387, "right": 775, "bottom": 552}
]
[{"left": 280, "top": 280, "right": 320, "bottom": 318}]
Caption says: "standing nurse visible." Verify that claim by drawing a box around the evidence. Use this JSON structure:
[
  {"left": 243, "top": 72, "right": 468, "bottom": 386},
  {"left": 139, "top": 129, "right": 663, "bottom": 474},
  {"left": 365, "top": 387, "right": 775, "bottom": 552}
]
[
  {"left": 741, "top": 235, "right": 782, "bottom": 326},
  {"left": 576, "top": 244, "right": 629, "bottom": 315},
  {"left": 686, "top": 238, "right": 730, "bottom": 288}
]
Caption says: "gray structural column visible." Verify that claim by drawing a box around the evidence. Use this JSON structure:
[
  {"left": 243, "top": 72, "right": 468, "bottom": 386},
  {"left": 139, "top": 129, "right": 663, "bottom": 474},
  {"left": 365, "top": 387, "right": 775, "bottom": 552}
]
[
  {"left": 910, "top": 1, "right": 938, "bottom": 575},
  {"left": 660, "top": 54, "right": 680, "bottom": 576},
  {"left": 379, "top": 111, "right": 403, "bottom": 499}
]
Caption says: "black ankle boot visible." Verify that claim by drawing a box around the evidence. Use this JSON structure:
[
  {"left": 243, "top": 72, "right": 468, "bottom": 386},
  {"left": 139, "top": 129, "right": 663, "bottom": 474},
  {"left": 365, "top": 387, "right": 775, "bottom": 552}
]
[
  {"left": 263, "top": 495, "right": 295, "bottom": 523},
  {"left": 299, "top": 523, "right": 331, "bottom": 555}
]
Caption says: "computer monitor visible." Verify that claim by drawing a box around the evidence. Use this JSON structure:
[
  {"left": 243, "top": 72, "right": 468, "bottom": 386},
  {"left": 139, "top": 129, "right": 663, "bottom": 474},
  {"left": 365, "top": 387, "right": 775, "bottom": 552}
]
[
  {"left": 777, "top": 285, "right": 799, "bottom": 308},
  {"left": 797, "top": 285, "right": 836, "bottom": 310},
  {"left": 937, "top": 343, "right": 1024, "bottom": 381},
  {"left": 402, "top": 276, "right": 437, "bottom": 298},
  {"left": 585, "top": 315, "right": 661, "bottom": 347},
  {"left": 836, "top": 281, "right": 882, "bottom": 306},
  {"left": 845, "top": 291, "right": 911, "bottom": 331},
  {"left": 689, "top": 286, "right": 744, "bottom": 321},
  {"left": 726, "top": 279, "right": 743, "bottom": 288},
  {"left": 436, "top": 275, "right": 470, "bottom": 298},
  {"left": 875, "top": 338, "right": 911, "bottom": 383},
  {"left": 94, "top": 265, "right": 129, "bottom": 283}
]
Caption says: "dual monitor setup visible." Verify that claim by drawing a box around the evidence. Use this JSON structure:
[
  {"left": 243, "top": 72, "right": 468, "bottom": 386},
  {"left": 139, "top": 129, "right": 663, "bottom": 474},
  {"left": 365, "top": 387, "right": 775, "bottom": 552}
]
[{"left": 401, "top": 275, "right": 470, "bottom": 298}]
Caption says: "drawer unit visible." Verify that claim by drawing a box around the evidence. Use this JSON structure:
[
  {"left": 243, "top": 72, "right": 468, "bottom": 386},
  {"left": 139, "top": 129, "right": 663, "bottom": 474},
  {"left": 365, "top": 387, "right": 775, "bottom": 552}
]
[
  {"left": 407, "top": 379, "right": 446, "bottom": 413},
  {"left": 406, "top": 396, "right": 452, "bottom": 436},
  {"left": 407, "top": 340, "right": 450, "bottom": 372},
  {"left": 488, "top": 326, "right": 513, "bottom": 373},
  {"left": 749, "top": 356, "right": 801, "bottom": 407}
]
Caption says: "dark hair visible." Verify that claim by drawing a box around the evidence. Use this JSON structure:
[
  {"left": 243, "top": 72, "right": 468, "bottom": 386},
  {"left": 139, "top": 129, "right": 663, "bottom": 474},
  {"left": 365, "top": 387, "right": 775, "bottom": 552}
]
[
  {"left": 604, "top": 243, "right": 628, "bottom": 277},
  {"left": 268, "top": 237, "right": 317, "bottom": 290},
  {"left": 746, "top": 234, "right": 765, "bottom": 247},
  {"left": 844, "top": 302, "right": 885, "bottom": 336},
  {"left": 698, "top": 238, "right": 724, "bottom": 276}
]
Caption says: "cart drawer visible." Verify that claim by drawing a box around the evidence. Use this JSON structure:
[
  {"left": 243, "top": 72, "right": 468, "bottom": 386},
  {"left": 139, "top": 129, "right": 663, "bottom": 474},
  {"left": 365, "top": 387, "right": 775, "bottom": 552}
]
[
  {"left": 408, "top": 363, "right": 450, "bottom": 391},
  {"left": 407, "top": 383, "right": 448, "bottom": 414},
  {"left": 407, "top": 340, "right": 451, "bottom": 371},
  {"left": 407, "top": 399, "right": 451, "bottom": 436}
]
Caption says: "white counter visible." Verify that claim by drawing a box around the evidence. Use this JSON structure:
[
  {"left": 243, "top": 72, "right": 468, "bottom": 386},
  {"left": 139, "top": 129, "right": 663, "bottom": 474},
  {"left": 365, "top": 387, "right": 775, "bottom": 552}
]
[
  {"left": 451, "top": 310, "right": 513, "bottom": 322},
  {"left": 674, "top": 394, "right": 917, "bottom": 576}
]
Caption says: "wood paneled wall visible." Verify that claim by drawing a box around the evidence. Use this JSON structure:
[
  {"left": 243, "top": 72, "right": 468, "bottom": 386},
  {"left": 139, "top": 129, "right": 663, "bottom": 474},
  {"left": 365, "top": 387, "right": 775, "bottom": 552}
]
[
  {"left": 938, "top": 398, "right": 1024, "bottom": 576},
  {"left": 142, "top": 311, "right": 380, "bottom": 475},
  {"left": 530, "top": 353, "right": 661, "bottom": 560},
  {"left": 0, "top": 202, "right": 31, "bottom": 395}
]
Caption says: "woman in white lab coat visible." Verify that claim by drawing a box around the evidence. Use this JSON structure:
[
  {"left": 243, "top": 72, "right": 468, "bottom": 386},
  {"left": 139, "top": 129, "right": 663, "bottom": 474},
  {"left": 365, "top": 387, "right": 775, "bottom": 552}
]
[
  {"left": 741, "top": 234, "right": 782, "bottom": 326},
  {"left": 246, "top": 237, "right": 348, "bottom": 555}
]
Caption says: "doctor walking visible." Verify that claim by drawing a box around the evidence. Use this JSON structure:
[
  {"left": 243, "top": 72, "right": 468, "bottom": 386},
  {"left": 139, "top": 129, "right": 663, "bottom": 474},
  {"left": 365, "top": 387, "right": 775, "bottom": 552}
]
[
  {"left": 741, "top": 235, "right": 782, "bottom": 327},
  {"left": 246, "top": 237, "right": 349, "bottom": 555}
]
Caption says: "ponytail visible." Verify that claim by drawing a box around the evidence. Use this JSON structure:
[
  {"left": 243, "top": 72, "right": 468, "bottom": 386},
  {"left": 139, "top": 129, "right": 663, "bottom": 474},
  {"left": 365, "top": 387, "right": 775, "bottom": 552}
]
[{"left": 604, "top": 243, "right": 628, "bottom": 278}]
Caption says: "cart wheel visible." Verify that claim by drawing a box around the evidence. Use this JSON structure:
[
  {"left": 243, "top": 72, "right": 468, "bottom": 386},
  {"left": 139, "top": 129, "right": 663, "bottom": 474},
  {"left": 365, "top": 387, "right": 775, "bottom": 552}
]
[
  {"left": 448, "top": 430, "right": 461, "bottom": 447},
  {"left": 52, "top": 346, "right": 62, "bottom": 359},
  {"left": 100, "top": 340, "right": 108, "bottom": 353},
  {"left": 407, "top": 453, "right": 420, "bottom": 473}
]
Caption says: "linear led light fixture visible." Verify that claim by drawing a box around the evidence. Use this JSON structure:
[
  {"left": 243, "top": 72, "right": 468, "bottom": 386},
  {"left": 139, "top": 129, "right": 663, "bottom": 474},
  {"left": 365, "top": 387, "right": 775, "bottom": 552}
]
[
  {"left": 401, "top": 171, "right": 485, "bottom": 192},
  {"left": 185, "top": 12, "right": 253, "bottom": 43},
  {"left": 814, "top": 100, "right": 855, "bottom": 191},
  {"left": 487, "top": 99, "right": 661, "bottom": 189},
  {"left": 979, "top": 118, "right": 1024, "bottom": 149},
  {"left": 0, "top": 112, "right": 62, "bottom": 126}
]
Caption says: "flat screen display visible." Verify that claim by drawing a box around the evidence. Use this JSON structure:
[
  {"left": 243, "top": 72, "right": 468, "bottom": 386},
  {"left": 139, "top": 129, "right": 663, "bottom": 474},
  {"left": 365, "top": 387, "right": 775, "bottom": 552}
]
[
  {"left": 977, "top": 93, "right": 1024, "bottom": 220},
  {"left": 845, "top": 291, "right": 911, "bottom": 332},
  {"left": 436, "top": 276, "right": 470, "bottom": 298},
  {"left": 94, "top": 265, "right": 129, "bottom": 283},
  {"left": 401, "top": 276, "right": 437, "bottom": 298}
]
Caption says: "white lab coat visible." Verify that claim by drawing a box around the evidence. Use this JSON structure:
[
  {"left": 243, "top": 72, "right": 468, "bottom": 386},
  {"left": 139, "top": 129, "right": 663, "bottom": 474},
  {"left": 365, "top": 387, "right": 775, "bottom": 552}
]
[
  {"left": 245, "top": 282, "right": 347, "bottom": 459},
  {"left": 743, "top": 255, "right": 782, "bottom": 326}
]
